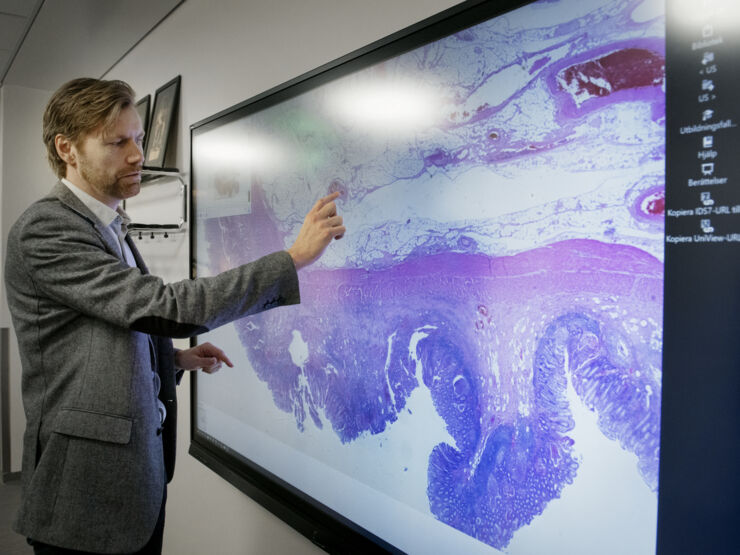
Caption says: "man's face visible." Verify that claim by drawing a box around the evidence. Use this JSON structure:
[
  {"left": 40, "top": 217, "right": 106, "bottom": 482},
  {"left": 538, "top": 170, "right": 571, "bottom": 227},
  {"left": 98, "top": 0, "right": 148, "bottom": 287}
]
[{"left": 70, "top": 105, "right": 145, "bottom": 205}]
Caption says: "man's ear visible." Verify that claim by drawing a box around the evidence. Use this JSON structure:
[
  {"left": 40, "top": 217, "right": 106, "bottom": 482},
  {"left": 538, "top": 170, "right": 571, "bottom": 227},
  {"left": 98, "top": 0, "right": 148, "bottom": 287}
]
[{"left": 55, "top": 134, "right": 76, "bottom": 167}]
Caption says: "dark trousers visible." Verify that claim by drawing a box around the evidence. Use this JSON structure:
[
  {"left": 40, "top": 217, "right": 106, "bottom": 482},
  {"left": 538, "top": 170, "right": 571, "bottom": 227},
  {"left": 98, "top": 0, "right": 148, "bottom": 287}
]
[{"left": 28, "top": 487, "right": 167, "bottom": 555}]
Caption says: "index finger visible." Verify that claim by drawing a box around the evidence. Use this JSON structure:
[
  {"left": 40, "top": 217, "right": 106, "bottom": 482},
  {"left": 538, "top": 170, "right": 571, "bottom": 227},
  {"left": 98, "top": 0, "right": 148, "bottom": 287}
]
[
  {"left": 212, "top": 347, "right": 234, "bottom": 368},
  {"left": 312, "top": 191, "right": 341, "bottom": 212}
]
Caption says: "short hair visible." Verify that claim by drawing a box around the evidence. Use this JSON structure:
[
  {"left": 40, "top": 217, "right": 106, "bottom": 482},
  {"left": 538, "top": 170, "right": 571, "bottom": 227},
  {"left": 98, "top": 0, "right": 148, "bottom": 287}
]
[{"left": 43, "top": 78, "right": 136, "bottom": 178}]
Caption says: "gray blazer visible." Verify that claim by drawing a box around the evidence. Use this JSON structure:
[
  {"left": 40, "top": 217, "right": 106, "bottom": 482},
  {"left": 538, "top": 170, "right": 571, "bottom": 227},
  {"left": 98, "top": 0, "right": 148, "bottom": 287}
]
[{"left": 4, "top": 182, "right": 300, "bottom": 553}]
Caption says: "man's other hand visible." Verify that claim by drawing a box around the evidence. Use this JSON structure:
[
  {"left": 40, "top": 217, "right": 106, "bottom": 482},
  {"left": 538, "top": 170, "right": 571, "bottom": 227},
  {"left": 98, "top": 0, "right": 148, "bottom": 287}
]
[
  {"left": 287, "top": 191, "right": 346, "bottom": 270},
  {"left": 175, "top": 342, "right": 234, "bottom": 374}
]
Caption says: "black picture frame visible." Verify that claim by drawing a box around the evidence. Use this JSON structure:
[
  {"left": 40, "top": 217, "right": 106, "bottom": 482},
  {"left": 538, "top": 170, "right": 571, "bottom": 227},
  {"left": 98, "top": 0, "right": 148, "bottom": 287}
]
[
  {"left": 134, "top": 94, "right": 151, "bottom": 152},
  {"left": 144, "top": 76, "right": 180, "bottom": 168}
]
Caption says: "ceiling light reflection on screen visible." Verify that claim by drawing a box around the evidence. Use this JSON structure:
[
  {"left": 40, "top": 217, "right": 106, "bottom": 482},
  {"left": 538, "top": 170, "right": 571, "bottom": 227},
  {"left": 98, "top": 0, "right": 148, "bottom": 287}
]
[
  {"left": 197, "top": 130, "right": 285, "bottom": 174},
  {"left": 670, "top": 0, "right": 740, "bottom": 30},
  {"left": 326, "top": 78, "right": 445, "bottom": 136}
]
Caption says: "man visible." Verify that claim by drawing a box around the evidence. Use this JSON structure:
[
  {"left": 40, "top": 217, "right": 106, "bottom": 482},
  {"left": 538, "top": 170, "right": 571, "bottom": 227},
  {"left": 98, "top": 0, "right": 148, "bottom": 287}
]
[{"left": 4, "top": 77, "right": 345, "bottom": 554}]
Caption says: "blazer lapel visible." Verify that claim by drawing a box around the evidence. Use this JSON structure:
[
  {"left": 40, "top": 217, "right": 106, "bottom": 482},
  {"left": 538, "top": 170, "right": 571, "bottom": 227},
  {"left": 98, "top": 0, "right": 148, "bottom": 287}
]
[{"left": 50, "top": 181, "right": 124, "bottom": 260}]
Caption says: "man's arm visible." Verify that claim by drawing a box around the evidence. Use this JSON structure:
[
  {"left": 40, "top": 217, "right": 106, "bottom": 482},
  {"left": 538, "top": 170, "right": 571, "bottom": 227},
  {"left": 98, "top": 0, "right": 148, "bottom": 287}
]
[
  {"left": 11, "top": 206, "right": 295, "bottom": 337},
  {"left": 8, "top": 191, "right": 344, "bottom": 339}
]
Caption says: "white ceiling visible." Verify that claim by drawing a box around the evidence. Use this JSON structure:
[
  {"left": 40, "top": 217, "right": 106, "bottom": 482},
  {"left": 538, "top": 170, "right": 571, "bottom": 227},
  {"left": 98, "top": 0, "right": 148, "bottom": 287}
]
[{"left": 0, "top": 0, "right": 184, "bottom": 90}]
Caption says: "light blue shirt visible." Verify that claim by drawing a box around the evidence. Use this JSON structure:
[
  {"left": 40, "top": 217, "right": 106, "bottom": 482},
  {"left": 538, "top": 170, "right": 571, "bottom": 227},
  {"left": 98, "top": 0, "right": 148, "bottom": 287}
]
[{"left": 61, "top": 179, "right": 136, "bottom": 266}]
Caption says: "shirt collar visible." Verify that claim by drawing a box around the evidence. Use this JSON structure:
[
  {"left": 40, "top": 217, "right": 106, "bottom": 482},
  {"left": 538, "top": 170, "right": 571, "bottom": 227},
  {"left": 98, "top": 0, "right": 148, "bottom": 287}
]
[{"left": 61, "top": 178, "right": 130, "bottom": 228}]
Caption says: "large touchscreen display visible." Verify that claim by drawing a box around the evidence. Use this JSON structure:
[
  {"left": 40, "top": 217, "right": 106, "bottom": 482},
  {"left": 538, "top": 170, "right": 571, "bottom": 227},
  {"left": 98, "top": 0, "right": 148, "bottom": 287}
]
[{"left": 192, "top": 1, "right": 665, "bottom": 552}]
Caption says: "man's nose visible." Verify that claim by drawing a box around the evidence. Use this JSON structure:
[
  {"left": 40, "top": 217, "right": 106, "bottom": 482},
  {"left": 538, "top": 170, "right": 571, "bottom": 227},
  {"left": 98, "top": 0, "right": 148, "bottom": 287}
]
[{"left": 128, "top": 140, "right": 144, "bottom": 164}]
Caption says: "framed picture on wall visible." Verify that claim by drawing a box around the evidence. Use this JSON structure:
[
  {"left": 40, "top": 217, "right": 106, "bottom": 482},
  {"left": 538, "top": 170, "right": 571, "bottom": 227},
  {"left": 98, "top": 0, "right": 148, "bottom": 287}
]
[
  {"left": 134, "top": 95, "right": 151, "bottom": 152},
  {"left": 144, "top": 75, "right": 181, "bottom": 168}
]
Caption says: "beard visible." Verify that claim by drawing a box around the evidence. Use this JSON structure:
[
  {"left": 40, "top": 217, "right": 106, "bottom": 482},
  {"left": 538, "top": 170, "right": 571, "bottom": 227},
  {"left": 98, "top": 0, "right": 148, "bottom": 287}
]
[{"left": 77, "top": 157, "right": 141, "bottom": 201}]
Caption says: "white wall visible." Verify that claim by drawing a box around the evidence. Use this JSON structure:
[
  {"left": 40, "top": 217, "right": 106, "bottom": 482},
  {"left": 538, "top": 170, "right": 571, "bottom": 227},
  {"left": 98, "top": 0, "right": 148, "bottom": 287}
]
[
  {"left": 106, "top": 1, "right": 459, "bottom": 553},
  {"left": 0, "top": 84, "right": 56, "bottom": 474}
]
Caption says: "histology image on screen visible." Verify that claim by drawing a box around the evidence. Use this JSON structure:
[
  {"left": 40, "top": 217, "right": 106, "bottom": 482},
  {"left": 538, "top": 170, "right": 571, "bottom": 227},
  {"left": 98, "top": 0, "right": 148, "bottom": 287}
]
[{"left": 192, "top": 0, "right": 664, "bottom": 552}]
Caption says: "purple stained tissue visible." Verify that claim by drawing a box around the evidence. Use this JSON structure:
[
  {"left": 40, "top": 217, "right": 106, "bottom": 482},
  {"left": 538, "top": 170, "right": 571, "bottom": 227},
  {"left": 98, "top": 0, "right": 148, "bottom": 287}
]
[{"left": 194, "top": 0, "right": 665, "bottom": 550}]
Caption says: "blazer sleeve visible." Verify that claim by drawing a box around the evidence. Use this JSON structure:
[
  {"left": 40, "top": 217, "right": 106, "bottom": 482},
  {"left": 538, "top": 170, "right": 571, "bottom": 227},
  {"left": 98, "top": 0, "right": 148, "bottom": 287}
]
[{"left": 8, "top": 200, "right": 300, "bottom": 338}]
